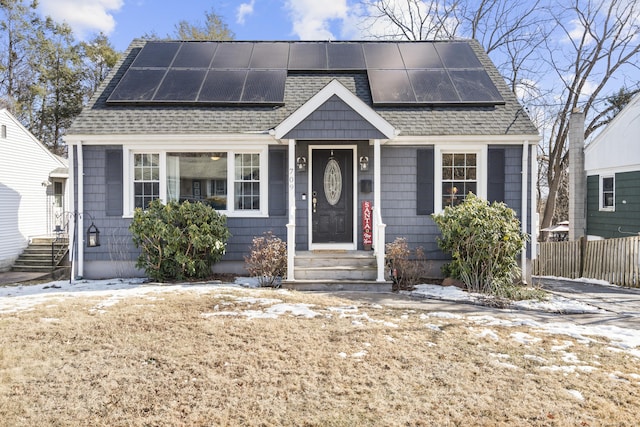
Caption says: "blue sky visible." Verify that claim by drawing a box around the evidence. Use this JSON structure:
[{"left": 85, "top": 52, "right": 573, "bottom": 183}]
[
  {"left": 37, "top": 0, "right": 359, "bottom": 51},
  {"left": 34, "top": 0, "right": 640, "bottom": 121}
]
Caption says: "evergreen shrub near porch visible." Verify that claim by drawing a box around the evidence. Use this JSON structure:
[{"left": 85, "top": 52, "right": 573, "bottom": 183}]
[
  {"left": 432, "top": 193, "right": 528, "bottom": 297},
  {"left": 129, "top": 200, "right": 230, "bottom": 282}
]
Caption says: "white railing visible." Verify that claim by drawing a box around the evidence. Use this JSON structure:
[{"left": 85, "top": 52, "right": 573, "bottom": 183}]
[{"left": 372, "top": 205, "right": 387, "bottom": 282}]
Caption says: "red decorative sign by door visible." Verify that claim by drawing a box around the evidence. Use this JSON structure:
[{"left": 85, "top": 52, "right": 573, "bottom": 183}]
[{"left": 362, "top": 201, "right": 373, "bottom": 250}]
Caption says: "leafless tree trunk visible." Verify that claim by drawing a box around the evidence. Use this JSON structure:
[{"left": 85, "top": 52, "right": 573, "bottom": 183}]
[{"left": 538, "top": 0, "right": 640, "bottom": 236}]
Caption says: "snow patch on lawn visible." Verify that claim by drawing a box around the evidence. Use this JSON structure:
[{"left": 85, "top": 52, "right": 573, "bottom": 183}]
[
  {"left": 2, "top": 277, "right": 639, "bottom": 361},
  {"left": 410, "top": 284, "right": 602, "bottom": 314}
]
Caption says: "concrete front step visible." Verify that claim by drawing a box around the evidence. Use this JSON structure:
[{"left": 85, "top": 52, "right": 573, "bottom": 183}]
[
  {"left": 282, "top": 279, "right": 392, "bottom": 292},
  {"left": 295, "top": 251, "right": 376, "bottom": 267},
  {"left": 11, "top": 239, "right": 70, "bottom": 273},
  {"left": 26, "top": 239, "right": 68, "bottom": 245},
  {"left": 20, "top": 246, "right": 68, "bottom": 256},
  {"left": 292, "top": 250, "right": 381, "bottom": 282},
  {"left": 11, "top": 265, "right": 57, "bottom": 272},
  {"left": 294, "top": 266, "right": 378, "bottom": 281}
]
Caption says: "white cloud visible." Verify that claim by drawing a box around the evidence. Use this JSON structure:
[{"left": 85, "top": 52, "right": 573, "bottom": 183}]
[
  {"left": 237, "top": 0, "right": 256, "bottom": 25},
  {"left": 565, "top": 18, "right": 594, "bottom": 46},
  {"left": 38, "top": 0, "right": 123, "bottom": 39},
  {"left": 284, "top": 0, "right": 349, "bottom": 39}
]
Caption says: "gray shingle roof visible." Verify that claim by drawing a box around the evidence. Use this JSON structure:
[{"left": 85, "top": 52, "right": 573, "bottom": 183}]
[{"left": 67, "top": 39, "right": 538, "bottom": 138}]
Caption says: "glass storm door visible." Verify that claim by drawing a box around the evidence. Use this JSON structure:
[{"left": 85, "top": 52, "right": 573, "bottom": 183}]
[{"left": 311, "top": 149, "right": 353, "bottom": 244}]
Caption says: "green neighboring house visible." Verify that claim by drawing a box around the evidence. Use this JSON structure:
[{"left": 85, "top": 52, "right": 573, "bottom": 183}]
[{"left": 585, "top": 92, "right": 640, "bottom": 239}]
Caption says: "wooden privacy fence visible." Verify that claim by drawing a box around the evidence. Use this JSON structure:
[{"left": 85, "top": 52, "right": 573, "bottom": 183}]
[{"left": 534, "top": 236, "right": 640, "bottom": 287}]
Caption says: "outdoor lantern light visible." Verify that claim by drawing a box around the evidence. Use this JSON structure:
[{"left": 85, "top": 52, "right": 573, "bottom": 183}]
[
  {"left": 359, "top": 156, "right": 369, "bottom": 171},
  {"left": 87, "top": 222, "right": 101, "bottom": 247},
  {"left": 296, "top": 156, "right": 307, "bottom": 172}
]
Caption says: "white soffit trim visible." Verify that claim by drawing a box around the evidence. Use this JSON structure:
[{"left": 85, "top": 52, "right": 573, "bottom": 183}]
[
  {"left": 390, "top": 134, "right": 540, "bottom": 145},
  {"left": 64, "top": 133, "right": 274, "bottom": 145},
  {"left": 273, "top": 79, "right": 398, "bottom": 140}
]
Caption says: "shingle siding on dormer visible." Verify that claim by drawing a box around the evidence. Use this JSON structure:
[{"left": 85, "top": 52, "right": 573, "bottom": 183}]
[{"left": 283, "top": 95, "right": 386, "bottom": 140}]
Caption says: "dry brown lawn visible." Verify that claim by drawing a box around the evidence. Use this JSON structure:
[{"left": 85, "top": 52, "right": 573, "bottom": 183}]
[{"left": 1, "top": 285, "right": 639, "bottom": 426}]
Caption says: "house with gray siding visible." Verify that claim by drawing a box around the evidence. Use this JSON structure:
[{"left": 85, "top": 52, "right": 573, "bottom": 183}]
[
  {"left": 585, "top": 92, "right": 640, "bottom": 239},
  {"left": 65, "top": 39, "right": 539, "bottom": 284}
]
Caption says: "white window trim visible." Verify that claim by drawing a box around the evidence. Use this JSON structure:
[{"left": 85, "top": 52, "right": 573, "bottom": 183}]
[
  {"left": 599, "top": 175, "right": 615, "bottom": 212},
  {"left": 434, "top": 145, "right": 487, "bottom": 213},
  {"left": 123, "top": 146, "right": 268, "bottom": 218}
]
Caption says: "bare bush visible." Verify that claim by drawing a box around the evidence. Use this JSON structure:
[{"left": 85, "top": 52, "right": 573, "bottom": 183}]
[
  {"left": 244, "top": 232, "right": 287, "bottom": 287},
  {"left": 385, "top": 237, "right": 430, "bottom": 291}
]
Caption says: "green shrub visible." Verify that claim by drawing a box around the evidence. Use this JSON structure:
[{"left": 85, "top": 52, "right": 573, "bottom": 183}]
[
  {"left": 245, "top": 231, "right": 287, "bottom": 287},
  {"left": 129, "top": 200, "right": 230, "bottom": 282},
  {"left": 432, "top": 193, "right": 527, "bottom": 295}
]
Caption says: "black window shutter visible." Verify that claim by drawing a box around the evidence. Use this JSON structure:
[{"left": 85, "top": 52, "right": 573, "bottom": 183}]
[
  {"left": 487, "top": 148, "right": 505, "bottom": 203},
  {"left": 269, "top": 149, "right": 287, "bottom": 216},
  {"left": 105, "top": 149, "right": 123, "bottom": 216},
  {"left": 416, "top": 148, "right": 434, "bottom": 215}
]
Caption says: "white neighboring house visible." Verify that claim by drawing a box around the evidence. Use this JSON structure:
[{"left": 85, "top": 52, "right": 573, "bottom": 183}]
[
  {"left": 0, "top": 109, "right": 69, "bottom": 271},
  {"left": 584, "top": 92, "right": 640, "bottom": 239}
]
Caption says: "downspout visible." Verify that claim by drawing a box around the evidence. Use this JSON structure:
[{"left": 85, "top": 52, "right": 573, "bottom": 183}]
[
  {"left": 77, "top": 142, "right": 84, "bottom": 279},
  {"left": 286, "top": 139, "right": 296, "bottom": 281},
  {"left": 373, "top": 139, "right": 386, "bottom": 282},
  {"left": 68, "top": 144, "right": 76, "bottom": 283},
  {"left": 530, "top": 143, "right": 538, "bottom": 260},
  {"left": 521, "top": 141, "right": 529, "bottom": 284}
]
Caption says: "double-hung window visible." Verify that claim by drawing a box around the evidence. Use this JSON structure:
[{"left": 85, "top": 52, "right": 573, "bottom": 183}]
[
  {"left": 441, "top": 153, "right": 477, "bottom": 207},
  {"left": 126, "top": 148, "right": 265, "bottom": 216},
  {"left": 600, "top": 176, "right": 614, "bottom": 211},
  {"left": 434, "top": 146, "right": 486, "bottom": 212},
  {"left": 234, "top": 153, "right": 260, "bottom": 210},
  {"left": 133, "top": 153, "right": 160, "bottom": 209}
]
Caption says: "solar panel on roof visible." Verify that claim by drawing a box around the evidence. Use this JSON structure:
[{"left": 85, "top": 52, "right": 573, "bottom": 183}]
[
  {"left": 449, "top": 70, "right": 503, "bottom": 103},
  {"left": 435, "top": 43, "right": 482, "bottom": 68},
  {"left": 172, "top": 43, "right": 217, "bottom": 68},
  {"left": 327, "top": 43, "right": 366, "bottom": 69},
  {"left": 153, "top": 69, "right": 206, "bottom": 101},
  {"left": 250, "top": 43, "right": 289, "bottom": 69},
  {"left": 368, "top": 69, "right": 416, "bottom": 104},
  {"left": 408, "top": 70, "right": 459, "bottom": 103},
  {"left": 363, "top": 43, "right": 404, "bottom": 69},
  {"left": 108, "top": 69, "right": 166, "bottom": 102},
  {"left": 211, "top": 43, "right": 253, "bottom": 68},
  {"left": 106, "top": 40, "right": 504, "bottom": 106},
  {"left": 131, "top": 42, "right": 180, "bottom": 68},
  {"left": 399, "top": 43, "right": 443, "bottom": 69},
  {"left": 198, "top": 70, "right": 247, "bottom": 102},
  {"left": 288, "top": 43, "right": 327, "bottom": 70},
  {"left": 241, "top": 70, "right": 287, "bottom": 103}
]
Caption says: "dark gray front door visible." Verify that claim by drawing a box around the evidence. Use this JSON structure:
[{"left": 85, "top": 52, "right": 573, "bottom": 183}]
[{"left": 311, "top": 149, "right": 353, "bottom": 244}]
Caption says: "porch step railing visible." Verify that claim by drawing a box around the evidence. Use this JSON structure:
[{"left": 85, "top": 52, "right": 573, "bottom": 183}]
[
  {"left": 11, "top": 237, "right": 69, "bottom": 273},
  {"left": 372, "top": 205, "right": 387, "bottom": 282}
]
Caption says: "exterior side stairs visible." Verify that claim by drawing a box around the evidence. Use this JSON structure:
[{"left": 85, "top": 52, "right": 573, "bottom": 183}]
[
  {"left": 11, "top": 236, "right": 69, "bottom": 274},
  {"left": 282, "top": 251, "right": 392, "bottom": 291}
]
